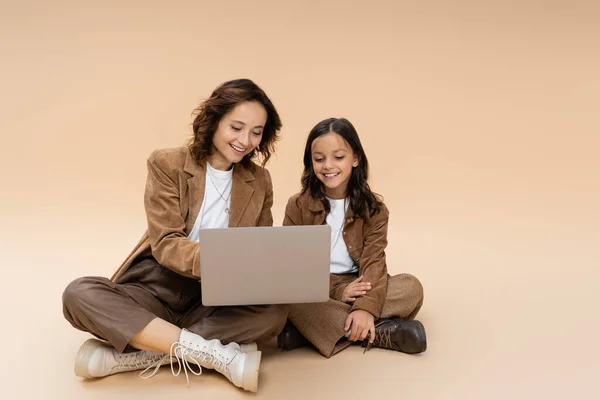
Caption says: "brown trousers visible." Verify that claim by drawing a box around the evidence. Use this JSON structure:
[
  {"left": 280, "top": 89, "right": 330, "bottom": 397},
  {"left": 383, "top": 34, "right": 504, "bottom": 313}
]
[
  {"left": 289, "top": 273, "right": 424, "bottom": 358},
  {"left": 62, "top": 257, "right": 288, "bottom": 353}
]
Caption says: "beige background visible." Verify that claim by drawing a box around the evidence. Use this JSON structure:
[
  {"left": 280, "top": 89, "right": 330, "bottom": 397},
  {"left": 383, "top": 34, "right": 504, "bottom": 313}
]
[{"left": 1, "top": 0, "right": 599, "bottom": 399}]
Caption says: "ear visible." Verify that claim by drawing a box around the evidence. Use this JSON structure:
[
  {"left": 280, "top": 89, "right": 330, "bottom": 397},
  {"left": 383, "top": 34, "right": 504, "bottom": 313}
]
[{"left": 352, "top": 154, "right": 359, "bottom": 167}]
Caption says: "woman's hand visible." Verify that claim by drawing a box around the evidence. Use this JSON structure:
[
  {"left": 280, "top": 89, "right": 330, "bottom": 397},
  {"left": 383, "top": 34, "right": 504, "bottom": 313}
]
[
  {"left": 344, "top": 309, "right": 375, "bottom": 343},
  {"left": 341, "top": 275, "right": 372, "bottom": 303}
]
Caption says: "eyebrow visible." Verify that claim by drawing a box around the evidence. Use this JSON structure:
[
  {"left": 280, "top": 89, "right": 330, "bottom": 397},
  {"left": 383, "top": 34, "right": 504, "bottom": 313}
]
[
  {"left": 312, "top": 149, "right": 347, "bottom": 155},
  {"left": 231, "top": 120, "right": 264, "bottom": 129}
]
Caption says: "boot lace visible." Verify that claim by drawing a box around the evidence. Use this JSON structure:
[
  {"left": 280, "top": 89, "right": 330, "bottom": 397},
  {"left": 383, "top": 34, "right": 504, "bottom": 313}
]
[
  {"left": 364, "top": 320, "right": 393, "bottom": 353},
  {"left": 113, "top": 351, "right": 168, "bottom": 372},
  {"left": 139, "top": 340, "right": 235, "bottom": 385}
]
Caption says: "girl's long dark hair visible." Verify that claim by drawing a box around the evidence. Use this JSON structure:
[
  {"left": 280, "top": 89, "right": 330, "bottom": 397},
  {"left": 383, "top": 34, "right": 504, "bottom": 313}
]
[{"left": 300, "top": 117, "right": 383, "bottom": 219}]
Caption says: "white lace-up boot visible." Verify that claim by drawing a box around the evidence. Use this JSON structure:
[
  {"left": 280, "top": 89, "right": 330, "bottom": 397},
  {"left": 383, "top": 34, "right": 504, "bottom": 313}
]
[
  {"left": 74, "top": 339, "right": 171, "bottom": 378},
  {"left": 74, "top": 337, "right": 258, "bottom": 379},
  {"left": 169, "top": 329, "right": 262, "bottom": 392}
]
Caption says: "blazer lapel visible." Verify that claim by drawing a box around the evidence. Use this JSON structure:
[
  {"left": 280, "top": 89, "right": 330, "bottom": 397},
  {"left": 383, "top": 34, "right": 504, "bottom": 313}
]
[
  {"left": 228, "top": 166, "right": 255, "bottom": 227},
  {"left": 183, "top": 152, "right": 206, "bottom": 233},
  {"left": 308, "top": 195, "right": 327, "bottom": 225}
]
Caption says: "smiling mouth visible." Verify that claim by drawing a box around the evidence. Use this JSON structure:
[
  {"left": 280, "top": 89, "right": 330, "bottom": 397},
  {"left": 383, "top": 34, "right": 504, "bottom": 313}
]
[
  {"left": 323, "top": 172, "right": 339, "bottom": 178},
  {"left": 230, "top": 144, "right": 246, "bottom": 153}
]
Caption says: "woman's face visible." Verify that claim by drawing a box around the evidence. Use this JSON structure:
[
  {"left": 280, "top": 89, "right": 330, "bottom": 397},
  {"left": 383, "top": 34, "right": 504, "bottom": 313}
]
[{"left": 209, "top": 101, "right": 267, "bottom": 170}]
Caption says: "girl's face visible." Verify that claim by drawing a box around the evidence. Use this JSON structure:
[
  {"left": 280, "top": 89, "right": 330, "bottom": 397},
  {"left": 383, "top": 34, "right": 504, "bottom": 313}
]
[
  {"left": 209, "top": 101, "right": 267, "bottom": 170},
  {"left": 311, "top": 131, "right": 359, "bottom": 199}
]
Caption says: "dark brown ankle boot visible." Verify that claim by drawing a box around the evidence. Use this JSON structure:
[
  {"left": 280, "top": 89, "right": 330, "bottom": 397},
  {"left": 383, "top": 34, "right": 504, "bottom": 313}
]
[
  {"left": 277, "top": 320, "right": 309, "bottom": 351},
  {"left": 363, "top": 318, "right": 427, "bottom": 354}
]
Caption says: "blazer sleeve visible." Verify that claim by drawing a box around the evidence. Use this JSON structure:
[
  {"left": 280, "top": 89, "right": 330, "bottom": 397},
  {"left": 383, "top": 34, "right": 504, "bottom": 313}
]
[
  {"left": 330, "top": 273, "right": 351, "bottom": 302},
  {"left": 144, "top": 150, "right": 200, "bottom": 279},
  {"left": 282, "top": 195, "right": 303, "bottom": 226},
  {"left": 351, "top": 207, "right": 390, "bottom": 318}
]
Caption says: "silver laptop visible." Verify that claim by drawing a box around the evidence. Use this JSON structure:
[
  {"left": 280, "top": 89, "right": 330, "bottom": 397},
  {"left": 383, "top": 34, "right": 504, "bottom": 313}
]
[{"left": 199, "top": 225, "right": 331, "bottom": 306}]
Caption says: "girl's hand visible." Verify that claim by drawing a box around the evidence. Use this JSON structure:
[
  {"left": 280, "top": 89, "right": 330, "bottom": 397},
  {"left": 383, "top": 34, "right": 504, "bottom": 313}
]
[
  {"left": 344, "top": 310, "right": 375, "bottom": 343},
  {"left": 341, "top": 275, "right": 372, "bottom": 303}
]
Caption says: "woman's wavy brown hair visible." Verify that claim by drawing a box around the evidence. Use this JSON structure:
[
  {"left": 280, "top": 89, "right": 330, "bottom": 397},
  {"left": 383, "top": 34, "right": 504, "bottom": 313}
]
[{"left": 189, "top": 79, "right": 282, "bottom": 167}]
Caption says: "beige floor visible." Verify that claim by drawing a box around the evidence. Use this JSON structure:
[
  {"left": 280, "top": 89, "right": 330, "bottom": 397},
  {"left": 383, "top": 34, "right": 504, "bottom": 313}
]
[
  {"left": 1, "top": 1, "right": 599, "bottom": 399},
  {"left": 2, "top": 221, "right": 599, "bottom": 399}
]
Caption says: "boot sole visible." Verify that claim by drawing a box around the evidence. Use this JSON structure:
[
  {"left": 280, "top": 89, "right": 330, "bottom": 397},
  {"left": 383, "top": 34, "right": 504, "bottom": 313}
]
[
  {"left": 74, "top": 339, "right": 105, "bottom": 378},
  {"left": 241, "top": 351, "right": 262, "bottom": 393},
  {"left": 240, "top": 342, "right": 258, "bottom": 353}
]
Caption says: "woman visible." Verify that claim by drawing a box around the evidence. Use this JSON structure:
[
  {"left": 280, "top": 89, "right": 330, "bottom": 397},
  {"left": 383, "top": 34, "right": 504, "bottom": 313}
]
[{"left": 62, "top": 79, "right": 286, "bottom": 392}]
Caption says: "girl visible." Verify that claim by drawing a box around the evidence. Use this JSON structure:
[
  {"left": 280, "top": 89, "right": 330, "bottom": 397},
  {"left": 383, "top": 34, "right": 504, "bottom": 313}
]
[
  {"left": 277, "top": 117, "right": 427, "bottom": 358},
  {"left": 62, "top": 79, "right": 286, "bottom": 392}
]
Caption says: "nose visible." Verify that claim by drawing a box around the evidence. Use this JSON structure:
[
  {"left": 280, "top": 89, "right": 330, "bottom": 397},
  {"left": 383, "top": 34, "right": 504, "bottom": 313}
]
[{"left": 238, "top": 130, "right": 251, "bottom": 147}]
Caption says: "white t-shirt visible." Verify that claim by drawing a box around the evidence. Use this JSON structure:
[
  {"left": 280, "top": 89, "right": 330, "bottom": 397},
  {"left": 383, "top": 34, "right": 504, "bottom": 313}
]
[
  {"left": 187, "top": 163, "right": 233, "bottom": 242},
  {"left": 327, "top": 198, "right": 359, "bottom": 274}
]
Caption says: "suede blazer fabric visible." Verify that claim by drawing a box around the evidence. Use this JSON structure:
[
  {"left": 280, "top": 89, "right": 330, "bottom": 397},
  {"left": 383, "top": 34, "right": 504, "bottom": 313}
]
[
  {"left": 111, "top": 146, "right": 274, "bottom": 282},
  {"left": 283, "top": 191, "right": 390, "bottom": 318}
]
